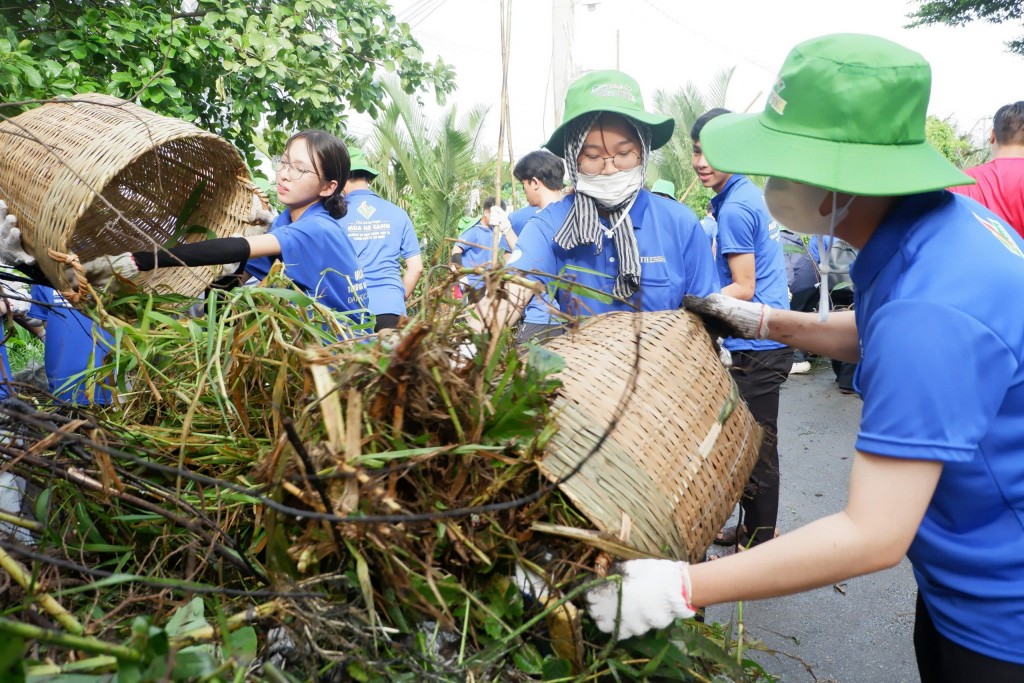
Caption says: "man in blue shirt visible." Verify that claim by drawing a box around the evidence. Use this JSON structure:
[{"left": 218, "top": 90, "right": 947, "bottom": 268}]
[
  {"left": 449, "top": 197, "right": 513, "bottom": 303},
  {"left": 26, "top": 285, "right": 113, "bottom": 405},
  {"left": 340, "top": 148, "right": 423, "bottom": 331},
  {"left": 692, "top": 108, "right": 793, "bottom": 551},
  {"left": 586, "top": 34, "right": 1024, "bottom": 683},
  {"left": 510, "top": 150, "right": 567, "bottom": 343}
]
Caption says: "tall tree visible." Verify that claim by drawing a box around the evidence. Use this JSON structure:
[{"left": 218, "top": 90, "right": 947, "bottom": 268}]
[
  {"left": 0, "top": 0, "right": 456, "bottom": 167},
  {"left": 361, "top": 77, "right": 493, "bottom": 267},
  {"left": 651, "top": 67, "right": 735, "bottom": 216},
  {"left": 907, "top": 1, "right": 1024, "bottom": 55}
]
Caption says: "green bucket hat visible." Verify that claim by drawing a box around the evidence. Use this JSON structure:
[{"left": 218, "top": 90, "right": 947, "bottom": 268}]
[
  {"left": 700, "top": 33, "right": 973, "bottom": 196},
  {"left": 651, "top": 179, "right": 676, "bottom": 198},
  {"left": 544, "top": 70, "right": 675, "bottom": 158},
  {"left": 348, "top": 147, "right": 379, "bottom": 179}
]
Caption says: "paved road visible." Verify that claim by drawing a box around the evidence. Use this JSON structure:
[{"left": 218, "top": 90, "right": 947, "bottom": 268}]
[{"left": 705, "top": 366, "right": 919, "bottom": 683}]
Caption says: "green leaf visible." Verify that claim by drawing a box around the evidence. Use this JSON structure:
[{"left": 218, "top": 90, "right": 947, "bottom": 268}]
[
  {"left": 165, "top": 597, "right": 207, "bottom": 637},
  {"left": 541, "top": 657, "right": 572, "bottom": 680}
]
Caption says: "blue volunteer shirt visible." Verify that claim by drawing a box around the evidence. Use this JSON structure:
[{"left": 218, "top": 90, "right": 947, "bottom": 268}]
[
  {"left": 29, "top": 286, "right": 113, "bottom": 405},
  {"left": 711, "top": 175, "right": 789, "bottom": 352},
  {"left": 340, "top": 189, "right": 420, "bottom": 317},
  {"left": 508, "top": 206, "right": 537, "bottom": 237},
  {"left": 246, "top": 202, "right": 369, "bottom": 321},
  {"left": 456, "top": 222, "right": 511, "bottom": 291},
  {"left": 851, "top": 191, "right": 1024, "bottom": 665},
  {"left": 509, "top": 189, "right": 719, "bottom": 315},
  {"left": 508, "top": 206, "right": 561, "bottom": 325},
  {"left": 0, "top": 335, "right": 12, "bottom": 400}
]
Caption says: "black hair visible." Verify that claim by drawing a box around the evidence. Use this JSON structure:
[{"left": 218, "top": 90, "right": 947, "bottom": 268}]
[
  {"left": 690, "top": 108, "right": 732, "bottom": 142},
  {"left": 348, "top": 170, "right": 376, "bottom": 182},
  {"left": 513, "top": 150, "right": 565, "bottom": 190},
  {"left": 993, "top": 102, "right": 1024, "bottom": 146},
  {"left": 285, "top": 130, "right": 351, "bottom": 219},
  {"left": 483, "top": 196, "right": 507, "bottom": 211}
]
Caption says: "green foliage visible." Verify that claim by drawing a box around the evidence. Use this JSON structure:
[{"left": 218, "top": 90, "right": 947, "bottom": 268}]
[
  {"left": 0, "top": 0, "right": 455, "bottom": 167},
  {"left": 650, "top": 68, "right": 735, "bottom": 216},
  {"left": 907, "top": 1, "right": 1024, "bottom": 55},
  {"left": 361, "top": 77, "right": 494, "bottom": 266},
  {"left": 5, "top": 322, "right": 43, "bottom": 374},
  {"left": 925, "top": 115, "right": 989, "bottom": 168}
]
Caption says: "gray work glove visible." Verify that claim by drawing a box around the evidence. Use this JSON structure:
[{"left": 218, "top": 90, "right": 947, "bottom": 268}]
[
  {"left": 488, "top": 205, "right": 513, "bottom": 237},
  {"left": 0, "top": 201, "right": 35, "bottom": 266},
  {"left": 683, "top": 293, "right": 772, "bottom": 341},
  {"left": 70, "top": 253, "right": 140, "bottom": 289},
  {"left": 243, "top": 194, "right": 275, "bottom": 237}
]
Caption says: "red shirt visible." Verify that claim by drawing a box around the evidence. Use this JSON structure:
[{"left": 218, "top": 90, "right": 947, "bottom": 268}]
[{"left": 950, "top": 158, "right": 1024, "bottom": 239}]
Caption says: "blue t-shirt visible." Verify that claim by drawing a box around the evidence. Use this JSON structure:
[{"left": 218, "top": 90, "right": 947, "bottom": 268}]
[
  {"left": 710, "top": 175, "right": 788, "bottom": 352},
  {"left": 700, "top": 215, "right": 718, "bottom": 245},
  {"left": 509, "top": 206, "right": 537, "bottom": 237},
  {"left": 0, "top": 334, "right": 12, "bottom": 400},
  {"left": 246, "top": 202, "right": 369, "bottom": 320},
  {"left": 852, "top": 191, "right": 1024, "bottom": 665},
  {"left": 29, "top": 285, "right": 113, "bottom": 405},
  {"left": 456, "top": 222, "right": 511, "bottom": 291},
  {"left": 339, "top": 189, "right": 420, "bottom": 317},
  {"left": 509, "top": 190, "right": 719, "bottom": 315}
]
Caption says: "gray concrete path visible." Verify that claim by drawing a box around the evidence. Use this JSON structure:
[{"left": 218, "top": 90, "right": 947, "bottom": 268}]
[{"left": 704, "top": 366, "right": 919, "bottom": 683}]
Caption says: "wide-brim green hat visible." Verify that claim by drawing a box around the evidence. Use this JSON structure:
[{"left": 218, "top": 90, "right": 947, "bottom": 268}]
[
  {"left": 700, "top": 34, "right": 973, "bottom": 196},
  {"left": 651, "top": 178, "right": 676, "bottom": 197},
  {"left": 348, "top": 147, "right": 379, "bottom": 179},
  {"left": 544, "top": 70, "right": 675, "bottom": 158}
]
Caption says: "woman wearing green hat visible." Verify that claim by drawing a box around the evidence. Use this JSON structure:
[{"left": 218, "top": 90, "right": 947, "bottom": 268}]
[
  {"left": 477, "top": 70, "right": 717, "bottom": 331},
  {"left": 585, "top": 34, "right": 1024, "bottom": 682}
]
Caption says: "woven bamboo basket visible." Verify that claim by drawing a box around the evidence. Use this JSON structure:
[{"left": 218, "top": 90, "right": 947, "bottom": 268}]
[
  {"left": 0, "top": 94, "right": 264, "bottom": 297},
  {"left": 539, "top": 309, "right": 762, "bottom": 562}
]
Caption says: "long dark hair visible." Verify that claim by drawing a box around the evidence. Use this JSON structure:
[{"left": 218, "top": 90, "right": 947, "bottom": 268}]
[{"left": 285, "top": 130, "right": 351, "bottom": 219}]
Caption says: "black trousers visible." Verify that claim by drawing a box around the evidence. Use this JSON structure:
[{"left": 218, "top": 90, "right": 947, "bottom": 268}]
[
  {"left": 914, "top": 593, "right": 1024, "bottom": 683},
  {"left": 373, "top": 314, "right": 400, "bottom": 332},
  {"left": 729, "top": 346, "right": 794, "bottom": 546}
]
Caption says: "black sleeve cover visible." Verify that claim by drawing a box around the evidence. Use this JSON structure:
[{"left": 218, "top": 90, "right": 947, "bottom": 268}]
[
  {"left": 133, "top": 237, "right": 251, "bottom": 271},
  {"left": 450, "top": 251, "right": 463, "bottom": 267},
  {"left": 8, "top": 262, "right": 54, "bottom": 287}
]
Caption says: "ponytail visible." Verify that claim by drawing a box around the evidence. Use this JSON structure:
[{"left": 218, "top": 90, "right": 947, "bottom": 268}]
[{"left": 284, "top": 129, "right": 350, "bottom": 219}]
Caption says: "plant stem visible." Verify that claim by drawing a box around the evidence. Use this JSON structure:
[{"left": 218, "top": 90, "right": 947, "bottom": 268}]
[
  {"left": 0, "top": 545, "right": 83, "bottom": 634},
  {"left": 0, "top": 617, "right": 141, "bottom": 660}
]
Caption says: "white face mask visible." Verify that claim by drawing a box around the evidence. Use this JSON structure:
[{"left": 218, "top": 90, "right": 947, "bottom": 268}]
[
  {"left": 763, "top": 178, "right": 854, "bottom": 236},
  {"left": 575, "top": 166, "right": 644, "bottom": 208},
  {"left": 764, "top": 178, "right": 856, "bottom": 322}
]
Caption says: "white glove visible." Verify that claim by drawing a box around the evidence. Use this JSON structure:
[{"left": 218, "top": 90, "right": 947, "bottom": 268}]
[
  {"left": 683, "top": 293, "right": 771, "bottom": 340},
  {"left": 489, "top": 206, "right": 513, "bottom": 235},
  {"left": 0, "top": 201, "right": 35, "bottom": 266},
  {"left": 718, "top": 342, "right": 732, "bottom": 368},
  {"left": 585, "top": 559, "right": 695, "bottom": 640},
  {"left": 72, "top": 252, "right": 140, "bottom": 289},
  {"left": 0, "top": 276, "right": 31, "bottom": 317},
  {"left": 244, "top": 195, "right": 275, "bottom": 237}
]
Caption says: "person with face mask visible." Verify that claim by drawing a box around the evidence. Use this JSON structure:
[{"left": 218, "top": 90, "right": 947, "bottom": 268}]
[
  {"left": 691, "top": 107, "right": 793, "bottom": 556},
  {"left": 469, "top": 70, "right": 719, "bottom": 333},
  {"left": 583, "top": 34, "right": 1024, "bottom": 683}
]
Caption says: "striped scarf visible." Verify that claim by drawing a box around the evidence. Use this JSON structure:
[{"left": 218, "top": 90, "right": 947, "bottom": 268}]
[{"left": 553, "top": 113, "right": 651, "bottom": 301}]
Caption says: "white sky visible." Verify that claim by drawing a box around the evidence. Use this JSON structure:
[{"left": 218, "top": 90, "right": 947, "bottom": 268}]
[{"left": 354, "top": 0, "right": 1024, "bottom": 158}]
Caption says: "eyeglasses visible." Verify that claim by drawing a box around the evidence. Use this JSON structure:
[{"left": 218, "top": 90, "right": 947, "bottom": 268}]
[
  {"left": 272, "top": 156, "right": 319, "bottom": 179},
  {"left": 577, "top": 150, "right": 641, "bottom": 176}
]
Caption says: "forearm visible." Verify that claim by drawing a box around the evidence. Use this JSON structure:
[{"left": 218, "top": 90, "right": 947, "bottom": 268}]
[
  {"left": 767, "top": 308, "right": 860, "bottom": 362},
  {"left": 403, "top": 257, "right": 423, "bottom": 299},
  {"left": 690, "top": 452, "right": 939, "bottom": 606},
  {"left": 721, "top": 281, "right": 754, "bottom": 301},
  {"left": 133, "top": 237, "right": 250, "bottom": 270}
]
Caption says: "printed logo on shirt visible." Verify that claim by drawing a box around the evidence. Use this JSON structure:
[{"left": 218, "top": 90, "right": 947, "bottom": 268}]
[
  {"left": 639, "top": 255, "right": 666, "bottom": 263},
  {"left": 591, "top": 84, "right": 637, "bottom": 103},
  {"left": 357, "top": 201, "right": 376, "bottom": 219},
  {"left": 768, "top": 220, "right": 782, "bottom": 242},
  {"left": 973, "top": 212, "right": 1024, "bottom": 259},
  {"left": 768, "top": 77, "right": 787, "bottom": 116}
]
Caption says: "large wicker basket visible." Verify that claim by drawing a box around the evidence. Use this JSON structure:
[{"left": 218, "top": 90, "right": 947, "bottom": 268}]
[
  {"left": 539, "top": 310, "right": 762, "bottom": 561},
  {"left": 0, "top": 94, "right": 264, "bottom": 297}
]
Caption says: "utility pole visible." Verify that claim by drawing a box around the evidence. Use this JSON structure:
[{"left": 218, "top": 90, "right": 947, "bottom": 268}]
[{"left": 551, "top": 0, "right": 574, "bottom": 126}]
